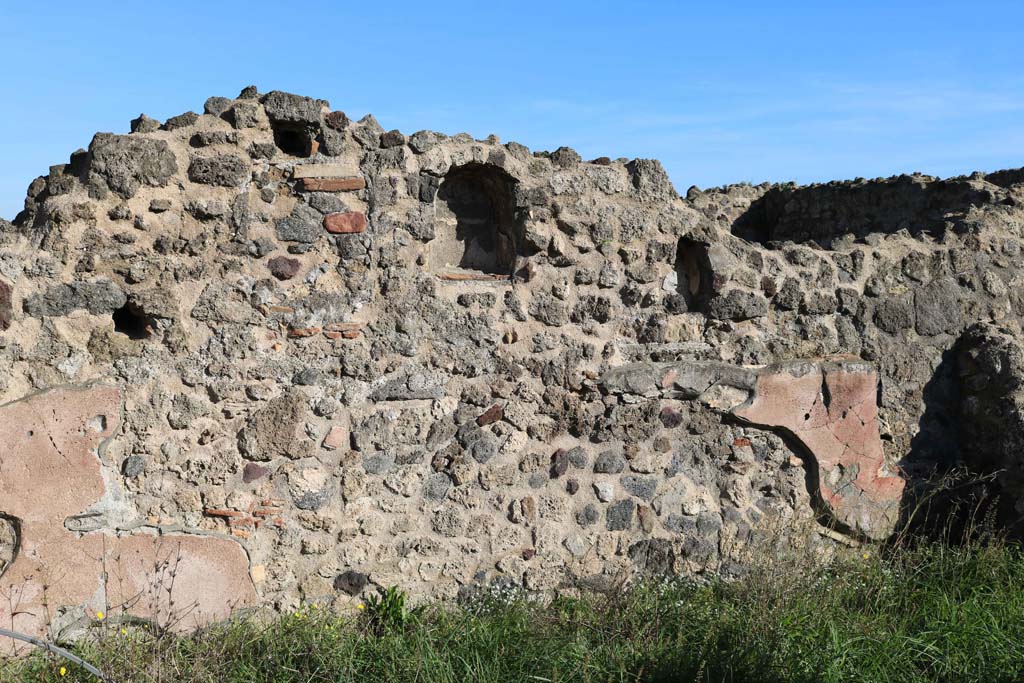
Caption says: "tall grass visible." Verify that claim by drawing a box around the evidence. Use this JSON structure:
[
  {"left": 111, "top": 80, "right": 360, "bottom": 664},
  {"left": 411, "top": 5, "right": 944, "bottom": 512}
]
[{"left": 4, "top": 538, "right": 1024, "bottom": 683}]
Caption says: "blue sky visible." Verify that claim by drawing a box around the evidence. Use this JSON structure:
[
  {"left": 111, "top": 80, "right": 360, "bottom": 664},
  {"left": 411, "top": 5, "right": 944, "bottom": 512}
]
[{"left": 1, "top": 1, "right": 1022, "bottom": 219}]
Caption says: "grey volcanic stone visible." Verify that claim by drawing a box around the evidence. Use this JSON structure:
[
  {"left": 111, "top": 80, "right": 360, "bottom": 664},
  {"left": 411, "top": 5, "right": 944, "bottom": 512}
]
[
  {"left": 607, "top": 499, "right": 636, "bottom": 530},
  {"left": 706, "top": 289, "right": 768, "bottom": 321},
  {"left": 188, "top": 154, "right": 250, "bottom": 187},
  {"left": 89, "top": 134, "right": 178, "bottom": 198},
  {"left": 594, "top": 450, "right": 625, "bottom": 474},
  {"left": 915, "top": 277, "right": 963, "bottom": 336},
  {"left": 424, "top": 473, "right": 452, "bottom": 501},
  {"left": 626, "top": 158, "right": 676, "bottom": 199},
  {"left": 130, "top": 114, "right": 161, "bottom": 133},
  {"left": 163, "top": 111, "right": 199, "bottom": 131},
  {"left": 24, "top": 280, "right": 126, "bottom": 317},
  {"left": 622, "top": 476, "right": 657, "bottom": 501},
  {"left": 121, "top": 455, "right": 146, "bottom": 478},
  {"left": 566, "top": 446, "right": 589, "bottom": 469},
  {"left": 874, "top": 294, "right": 915, "bottom": 334},
  {"left": 363, "top": 453, "right": 396, "bottom": 475},
  {"left": 276, "top": 204, "right": 321, "bottom": 243},
  {"left": 333, "top": 570, "right": 368, "bottom": 596},
  {"left": 262, "top": 91, "right": 324, "bottom": 125},
  {"left": 295, "top": 489, "right": 330, "bottom": 511},
  {"left": 576, "top": 503, "right": 600, "bottom": 526}
]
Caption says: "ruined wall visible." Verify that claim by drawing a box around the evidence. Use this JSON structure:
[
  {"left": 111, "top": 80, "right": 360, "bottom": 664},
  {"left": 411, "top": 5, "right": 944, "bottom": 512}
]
[{"left": 1, "top": 86, "right": 1023, "bottom": 637}]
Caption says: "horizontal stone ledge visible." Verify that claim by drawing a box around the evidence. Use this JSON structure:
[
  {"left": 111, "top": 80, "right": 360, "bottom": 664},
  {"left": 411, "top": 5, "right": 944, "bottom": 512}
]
[
  {"left": 437, "top": 271, "right": 512, "bottom": 282},
  {"left": 300, "top": 177, "right": 366, "bottom": 192},
  {"left": 291, "top": 163, "right": 358, "bottom": 179}
]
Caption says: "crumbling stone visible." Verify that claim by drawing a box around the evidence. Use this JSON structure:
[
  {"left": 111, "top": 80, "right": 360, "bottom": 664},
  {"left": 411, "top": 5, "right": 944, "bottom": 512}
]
[{"left": 238, "top": 392, "right": 307, "bottom": 461}]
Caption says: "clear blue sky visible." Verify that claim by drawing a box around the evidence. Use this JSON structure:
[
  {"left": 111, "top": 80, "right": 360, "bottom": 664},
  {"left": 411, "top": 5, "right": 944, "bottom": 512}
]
[{"left": 2, "top": 1, "right": 1022, "bottom": 220}]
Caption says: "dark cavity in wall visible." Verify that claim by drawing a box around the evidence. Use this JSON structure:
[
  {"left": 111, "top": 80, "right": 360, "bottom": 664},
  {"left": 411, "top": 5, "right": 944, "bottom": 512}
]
[
  {"left": 272, "top": 123, "right": 317, "bottom": 157},
  {"left": 731, "top": 174, "right": 1007, "bottom": 249},
  {"left": 113, "top": 302, "right": 157, "bottom": 340},
  {"left": 675, "top": 238, "right": 712, "bottom": 312},
  {"left": 435, "top": 163, "right": 522, "bottom": 275}
]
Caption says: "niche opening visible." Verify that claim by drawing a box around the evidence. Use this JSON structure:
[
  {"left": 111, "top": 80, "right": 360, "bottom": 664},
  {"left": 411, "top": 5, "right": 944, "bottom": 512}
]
[
  {"left": 675, "top": 238, "right": 712, "bottom": 311},
  {"left": 432, "top": 163, "right": 521, "bottom": 276},
  {"left": 273, "top": 124, "right": 317, "bottom": 158}
]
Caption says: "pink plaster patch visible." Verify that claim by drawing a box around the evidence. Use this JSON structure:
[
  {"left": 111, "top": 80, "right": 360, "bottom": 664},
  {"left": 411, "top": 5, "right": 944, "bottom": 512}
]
[
  {"left": 0, "top": 386, "right": 256, "bottom": 649},
  {"left": 734, "top": 360, "right": 904, "bottom": 538}
]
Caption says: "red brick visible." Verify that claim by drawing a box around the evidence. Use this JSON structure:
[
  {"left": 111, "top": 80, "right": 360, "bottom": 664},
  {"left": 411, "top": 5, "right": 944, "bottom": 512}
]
[
  {"left": 204, "top": 508, "right": 244, "bottom": 518},
  {"left": 323, "top": 212, "right": 366, "bottom": 234},
  {"left": 324, "top": 322, "right": 363, "bottom": 340},
  {"left": 301, "top": 177, "right": 366, "bottom": 192}
]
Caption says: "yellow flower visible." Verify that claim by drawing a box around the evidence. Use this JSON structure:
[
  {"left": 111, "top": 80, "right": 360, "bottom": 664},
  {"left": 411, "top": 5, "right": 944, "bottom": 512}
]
[
  {"left": 862, "top": 552, "right": 871, "bottom": 560},
  {"left": 120, "top": 628, "right": 128, "bottom": 635},
  {"left": 60, "top": 666, "right": 67, "bottom": 676},
  {"left": 96, "top": 611, "right": 105, "bottom": 621},
  {"left": 357, "top": 604, "right": 365, "bottom": 610}
]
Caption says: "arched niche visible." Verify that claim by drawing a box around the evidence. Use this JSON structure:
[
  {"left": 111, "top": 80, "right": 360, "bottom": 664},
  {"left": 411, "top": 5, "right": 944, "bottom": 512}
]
[{"left": 431, "top": 163, "right": 522, "bottom": 276}]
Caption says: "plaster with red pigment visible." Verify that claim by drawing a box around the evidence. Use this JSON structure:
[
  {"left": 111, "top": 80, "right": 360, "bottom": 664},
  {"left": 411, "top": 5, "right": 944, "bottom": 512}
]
[
  {"left": 734, "top": 360, "right": 905, "bottom": 539},
  {"left": 0, "top": 386, "right": 256, "bottom": 647},
  {"left": 602, "top": 357, "right": 905, "bottom": 540}
]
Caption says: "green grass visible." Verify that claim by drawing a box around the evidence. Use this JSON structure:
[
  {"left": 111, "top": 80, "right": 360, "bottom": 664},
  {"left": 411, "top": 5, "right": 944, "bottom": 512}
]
[{"left": 5, "top": 540, "right": 1024, "bottom": 683}]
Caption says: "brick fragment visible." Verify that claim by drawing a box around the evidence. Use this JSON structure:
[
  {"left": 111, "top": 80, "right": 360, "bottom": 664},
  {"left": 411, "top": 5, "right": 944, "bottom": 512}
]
[
  {"left": 322, "top": 425, "right": 349, "bottom": 451},
  {"left": 300, "top": 177, "right": 365, "bottom": 192},
  {"left": 204, "top": 508, "right": 245, "bottom": 518},
  {"left": 323, "top": 212, "right": 366, "bottom": 234},
  {"left": 288, "top": 326, "right": 322, "bottom": 338},
  {"left": 324, "top": 321, "right": 363, "bottom": 340}
]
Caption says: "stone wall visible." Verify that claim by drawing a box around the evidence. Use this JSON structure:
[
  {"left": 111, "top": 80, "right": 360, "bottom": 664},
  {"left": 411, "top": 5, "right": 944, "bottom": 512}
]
[{"left": 1, "top": 86, "right": 1022, "bottom": 639}]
